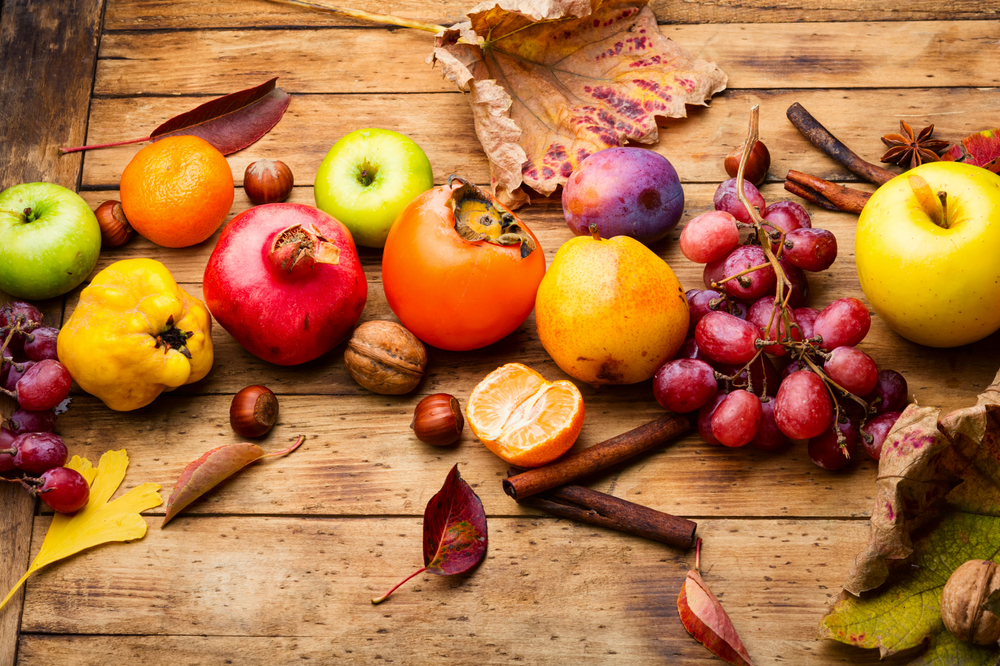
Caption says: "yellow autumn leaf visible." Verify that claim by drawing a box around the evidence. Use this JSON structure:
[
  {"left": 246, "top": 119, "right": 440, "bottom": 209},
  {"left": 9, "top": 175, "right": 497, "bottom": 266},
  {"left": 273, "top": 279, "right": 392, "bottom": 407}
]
[{"left": 0, "top": 449, "right": 161, "bottom": 612}]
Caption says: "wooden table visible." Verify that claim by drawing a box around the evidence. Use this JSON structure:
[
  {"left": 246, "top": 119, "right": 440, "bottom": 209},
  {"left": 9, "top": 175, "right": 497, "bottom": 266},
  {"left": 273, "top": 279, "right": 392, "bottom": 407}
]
[{"left": 2, "top": 1, "right": 998, "bottom": 663}]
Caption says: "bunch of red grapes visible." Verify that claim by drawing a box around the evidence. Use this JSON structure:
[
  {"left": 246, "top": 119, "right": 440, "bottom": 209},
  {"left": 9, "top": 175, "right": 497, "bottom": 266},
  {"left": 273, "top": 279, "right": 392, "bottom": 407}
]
[
  {"left": 1, "top": 301, "right": 89, "bottom": 513},
  {"left": 654, "top": 178, "right": 906, "bottom": 470}
]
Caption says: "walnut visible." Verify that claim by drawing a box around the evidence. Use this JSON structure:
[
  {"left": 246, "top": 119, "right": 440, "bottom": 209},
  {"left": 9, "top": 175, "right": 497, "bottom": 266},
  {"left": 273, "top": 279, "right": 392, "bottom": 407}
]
[
  {"left": 344, "top": 321, "right": 427, "bottom": 395},
  {"left": 941, "top": 559, "right": 1000, "bottom": 645}
]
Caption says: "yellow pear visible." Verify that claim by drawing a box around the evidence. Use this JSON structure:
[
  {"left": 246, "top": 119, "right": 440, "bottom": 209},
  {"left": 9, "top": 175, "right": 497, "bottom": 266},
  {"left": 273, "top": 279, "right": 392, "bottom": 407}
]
[{"left": 535, "top": 226, "right": 689, "bottom": 385}]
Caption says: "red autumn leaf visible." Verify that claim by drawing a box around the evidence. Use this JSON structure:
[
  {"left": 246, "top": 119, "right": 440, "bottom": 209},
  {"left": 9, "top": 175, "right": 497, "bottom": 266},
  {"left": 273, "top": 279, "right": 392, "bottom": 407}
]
[
  {"left": 432, "top": 0, "right": 727, "bottom": 206},
  {"left": 61, "top": 78, "right": 291, "bottom": 155},
  {"left": 941, "top": 128, "right": 1000, "bottom": 173},
  {"left": 162, "top": 435, "right": 304, "bottom": 527},
  {"left": 372, "top": 464, "right": 488, "bottom": 604},
  {"left": 677, "top": 539, "right": 755, "bottom": 666}
]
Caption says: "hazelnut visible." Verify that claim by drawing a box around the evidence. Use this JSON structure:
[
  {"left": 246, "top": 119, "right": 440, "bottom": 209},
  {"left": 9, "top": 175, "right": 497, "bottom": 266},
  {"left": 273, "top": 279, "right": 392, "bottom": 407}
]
[
  {"left": 941, "top": 559, "right": 1000, "bottom": 645},
  {"left": 724, "top": 140, "right": 770, "bottom": 186},
  {"left": 244, "top": 159, "right": 294, "bottom": 204},
  {"left": 94, "top": 200, "right": 134, "bottom": 247},
  {"left": 411, "top": 393, "right": 464, "bottom": 446},
  {"left": 230, "top": 385, "right": 279, "bottom": 438},
  {"left": 344, "top": 321, "right": 427, "bottom": 395}
]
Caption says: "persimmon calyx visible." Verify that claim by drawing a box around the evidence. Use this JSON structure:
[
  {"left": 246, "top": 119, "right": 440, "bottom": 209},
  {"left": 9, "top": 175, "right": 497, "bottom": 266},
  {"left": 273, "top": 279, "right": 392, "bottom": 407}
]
[
  {"left": 269, "top": 223, "right": 340, "bottom": 275},
  {"left": 447, "top": 175, "right": 536, "bottom": 258}
]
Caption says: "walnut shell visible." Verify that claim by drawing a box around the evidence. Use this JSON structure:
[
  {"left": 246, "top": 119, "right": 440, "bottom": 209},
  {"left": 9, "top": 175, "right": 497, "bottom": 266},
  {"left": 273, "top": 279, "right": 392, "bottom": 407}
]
[
  {"left": 344, "top": 321, "right": 427, "bottom": 395},
  {"left": 941, "top": 559, "right": 1000, "bottom": 645}
]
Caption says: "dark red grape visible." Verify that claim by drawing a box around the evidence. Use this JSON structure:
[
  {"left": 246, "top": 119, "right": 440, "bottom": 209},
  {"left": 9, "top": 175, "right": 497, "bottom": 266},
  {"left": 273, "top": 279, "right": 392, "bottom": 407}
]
[
  {"left": 866, "top": 370, "right": 908, "bottom": 414},
  {"left": 676, "top": 337, "right": 715, "bottom": 364},
  {"left": 862, "top": 411, "right": 903, "bottom": 460},
  {"left": 16, "top": 359, "right": 72, "bottom": 411},
  {"left": 697, "top": 392, "right": 727, "bottom": 446},
  {"left": 653, "top": 359, "right": 718, "bottom": 413},
  {"left": 793, "top": 307, "right": 820, "bottom": 340},
  {"left": 748, "top": 297, "right": 801, "bottom": 356},
  {"left": 687, "top": 289, "right": 746, "bottom": 334},
  {"left": 0, "top": 346, "right": 11, "bottom": 384},
  {"left": 680, "top": 211, "right": 741, "bottom": 264},
  {"left": 703, "top": 253, "right": 730, "bottom": 289},
  {"left": 750, "top": 398, "right": 789, "bottom": 451},
  {"left": 11, "top": 432, "right": 67, "bottom": 474},
  {"left": 774, "top": 370, "right": 833, "bottom": 440},
  {"left": 813, "top": 298, "right": 871, "bottom": 350},
  {"left": 781, "top": 358, "right": 809, "bottom": 381},
  {"left": 714, "top": 178, "right": 766, "bottom": 225},
  {"left": 808, "top": 415, "right": 859, "bottom": 471},
  {"left": 0, "top": 301, "right": 44, "bottom": 354},
  {"left": 824, "top": 346, "right": 879, "bottom": 397},
  {"left": 716, "top": 354, "right": 781, "bottom": 397},
  {"left": 783, "top": 228, "right": 838, "bottom": 272},
  {"left": 0, "top": 427, "right": 15, "bottom": 472},
  {"left": 695, "top": 311, "right": 761, "bottom": 365},
  {"left": 721, "top": 245, "right": 776, "bottom": 300},
  {"left": 8, "top": 408, "right": 57, "bottom": 434},
  {"left": 37, "top": 467, "right": 90, "bottom": 513},
  {"left": 762, "top": 200, "right": 811, "bottom": 234},
  {"left": 779, "top": 258, "right": 810, "bottom": 308},
  {"left": 24, "top": 326, "right": 60, "bottom": 362},
  {"left": 3, "top": 360, "right": 34, "bottom": 392},
  {"left": 712, "top": 389, "right": 762, "bottom": 447}
]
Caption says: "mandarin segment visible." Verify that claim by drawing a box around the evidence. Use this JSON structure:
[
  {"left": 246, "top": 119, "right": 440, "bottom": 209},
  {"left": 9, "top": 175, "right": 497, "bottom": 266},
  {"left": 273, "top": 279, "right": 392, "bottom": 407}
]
[{"left": 467, "top": 363, "right": 584, "bottom": 468}]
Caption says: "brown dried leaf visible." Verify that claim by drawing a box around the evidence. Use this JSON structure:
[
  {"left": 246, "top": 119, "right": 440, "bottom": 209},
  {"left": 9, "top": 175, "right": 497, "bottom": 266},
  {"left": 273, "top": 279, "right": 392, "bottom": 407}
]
[{"left": 432, "top": 0, "right": 727, "bottom": 206}]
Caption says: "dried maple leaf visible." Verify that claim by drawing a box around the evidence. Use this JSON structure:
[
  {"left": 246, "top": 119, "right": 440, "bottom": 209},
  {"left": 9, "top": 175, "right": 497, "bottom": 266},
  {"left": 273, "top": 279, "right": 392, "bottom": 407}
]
[
  {"left": 372, "top": 464, "right": 487, "bottom": 604},
  {"left": 941, "top": 128, "right": 1000, "bottom": 173},
  {"left": 821, "top": 368, "right": 1000, "bottom": 664},
  {"left": 432, "top": 0, "right": 727, "bottom": 206},
  {"left": 678, "top": 539, "right": 755, "bottom": 666},
  {"left": 0, "top": 450, "right": 162, "bottom": 613}
]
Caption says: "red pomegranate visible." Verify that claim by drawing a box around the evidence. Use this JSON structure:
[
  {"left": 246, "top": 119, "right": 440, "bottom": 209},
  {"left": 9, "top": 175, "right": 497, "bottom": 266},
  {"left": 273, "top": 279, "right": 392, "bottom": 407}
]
[{"left": 203, "top": 203, "right": 367, "bottom": 365}]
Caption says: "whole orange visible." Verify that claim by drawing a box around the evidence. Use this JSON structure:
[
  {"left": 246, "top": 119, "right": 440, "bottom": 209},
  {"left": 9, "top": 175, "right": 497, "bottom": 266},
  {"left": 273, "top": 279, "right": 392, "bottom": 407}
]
[{"left": 120, "top": 136, "right": 234, "bottom": 248}]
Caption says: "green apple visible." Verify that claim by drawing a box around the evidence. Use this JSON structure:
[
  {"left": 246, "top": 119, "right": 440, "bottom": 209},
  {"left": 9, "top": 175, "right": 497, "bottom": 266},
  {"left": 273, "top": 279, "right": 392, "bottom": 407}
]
[
  {"left": 314, "top": 128, "right": 434, "bottom": 248},
  {"left": 856, "top": 161, "right": 1000, "bottom": 347},
  {"left": 0, "top": 182, "right": 101, "bottom": 299}
]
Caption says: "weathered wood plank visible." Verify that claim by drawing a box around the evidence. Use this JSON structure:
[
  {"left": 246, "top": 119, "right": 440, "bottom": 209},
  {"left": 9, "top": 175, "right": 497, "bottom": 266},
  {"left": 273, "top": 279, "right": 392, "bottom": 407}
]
[
  {"left": 18, "top": 516, "right": 877, "bottom": 665},
  {"left": 104, "top": 0, "right": 998, "bottom": 30},
  {"left": 51, "top": 391, "right": 880, "bottom": 518},
  {"left": 71, "top": 184, "right": 1000, "bottom": 418},
  {"left": 80, "top": 88, "right": 995, "bottom": 189},
  {"left": 0, "top": 0, "right": 105, "bottom": 663},
  {"left": 93, "top": 22, "right": 1000, "bottom": 97}
]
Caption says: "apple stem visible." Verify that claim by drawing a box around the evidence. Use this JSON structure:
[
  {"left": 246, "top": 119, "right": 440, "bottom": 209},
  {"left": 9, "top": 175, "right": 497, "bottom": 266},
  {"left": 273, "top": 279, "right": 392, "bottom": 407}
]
[
  {"left": 938, "top": 191, "right": 948, "bottom": 228},
  {"left": 371, "top": 566, "right": 427, "bottom": 605}
]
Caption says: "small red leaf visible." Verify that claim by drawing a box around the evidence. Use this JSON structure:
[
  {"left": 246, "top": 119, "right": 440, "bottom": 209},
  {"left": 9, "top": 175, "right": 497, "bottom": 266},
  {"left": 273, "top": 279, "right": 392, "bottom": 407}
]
[
  {"left": 941, "top": 128, "right": 1000, "bottom": 172},
  {"left": 677, "top": 540, "right": 754, "bottom": 666},
  {"left": 372, "top": 464, "right": 487, "bottom": 604},
  {"left": 60, "top": 78, "right": 291, "bottom": 155},
  {"left": 162, "top": 436, "right": 304, "bottom": 527}
]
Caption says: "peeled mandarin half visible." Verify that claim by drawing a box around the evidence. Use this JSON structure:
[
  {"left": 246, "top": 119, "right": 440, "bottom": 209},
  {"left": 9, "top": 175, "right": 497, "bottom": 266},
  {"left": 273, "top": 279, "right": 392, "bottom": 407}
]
[{"left": 466, "top": 363, "right": 585, "bottom": 468}]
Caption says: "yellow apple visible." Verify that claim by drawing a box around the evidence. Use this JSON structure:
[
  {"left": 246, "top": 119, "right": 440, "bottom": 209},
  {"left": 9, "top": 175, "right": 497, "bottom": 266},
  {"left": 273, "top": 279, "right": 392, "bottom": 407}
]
[
  {"left": 856, "top": 161, "right": 1000, "bottom": 347},
  {"left": 535, "top": 227, "right": 689, "bottom": 385}
]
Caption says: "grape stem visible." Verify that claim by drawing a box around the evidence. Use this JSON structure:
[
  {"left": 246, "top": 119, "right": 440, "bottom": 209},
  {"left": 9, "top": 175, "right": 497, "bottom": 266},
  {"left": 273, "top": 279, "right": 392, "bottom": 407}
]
[{"left": 725, "top": 105, "right": 874, "bottom": 441}]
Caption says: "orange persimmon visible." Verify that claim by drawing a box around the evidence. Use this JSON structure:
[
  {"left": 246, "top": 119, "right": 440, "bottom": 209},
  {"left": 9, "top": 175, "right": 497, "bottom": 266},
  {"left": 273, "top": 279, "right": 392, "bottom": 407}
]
[{"left": 381, "top": 176, "right": 545, "bottom": 351}]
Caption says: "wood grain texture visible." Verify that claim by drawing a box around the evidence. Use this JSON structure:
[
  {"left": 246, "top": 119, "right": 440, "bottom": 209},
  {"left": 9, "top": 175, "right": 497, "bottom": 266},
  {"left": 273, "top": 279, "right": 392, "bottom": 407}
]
[
  {"left": 79, "top": 88, "right": 996, "bottom": 189},
  {"left": 104, "top": 0, "right": 999, "bottom": 30},
  {"left": 17, "top": 516, "right": 879, "bottom": 665},
  {"left": 92, "top": 22, "right": 1000, "bottom": 96},
  {"left": 0, "top": 0, "right": 104, "bottom": 663}
]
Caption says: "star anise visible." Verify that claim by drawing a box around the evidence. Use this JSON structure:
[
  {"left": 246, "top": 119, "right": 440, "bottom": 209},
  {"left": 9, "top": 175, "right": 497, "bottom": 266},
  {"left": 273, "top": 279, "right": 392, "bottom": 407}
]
[{"left": 880, "top": 121, "right": 950, "bottom": 169}]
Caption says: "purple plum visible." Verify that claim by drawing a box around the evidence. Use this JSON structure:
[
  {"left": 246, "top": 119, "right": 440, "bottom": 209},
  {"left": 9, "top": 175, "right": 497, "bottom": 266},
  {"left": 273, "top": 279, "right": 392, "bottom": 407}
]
[{"left": 562, "top": 147, "right": 684, "bottom": 245}]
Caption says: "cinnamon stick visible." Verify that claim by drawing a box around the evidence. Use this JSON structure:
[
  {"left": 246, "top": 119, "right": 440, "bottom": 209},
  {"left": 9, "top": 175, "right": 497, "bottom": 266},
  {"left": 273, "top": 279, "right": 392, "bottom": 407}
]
[
  {"left": 784, "top": 170, "right": 871, "bottom": 214},
  {"left": 503, "top": 413, "right": 692, "bottom": 501},
  {"left": 519, "top": 484, "right": 697, "bottom": 549},
  {"left": 786, "top": 102, "right": 896, "bottom": 186}
]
